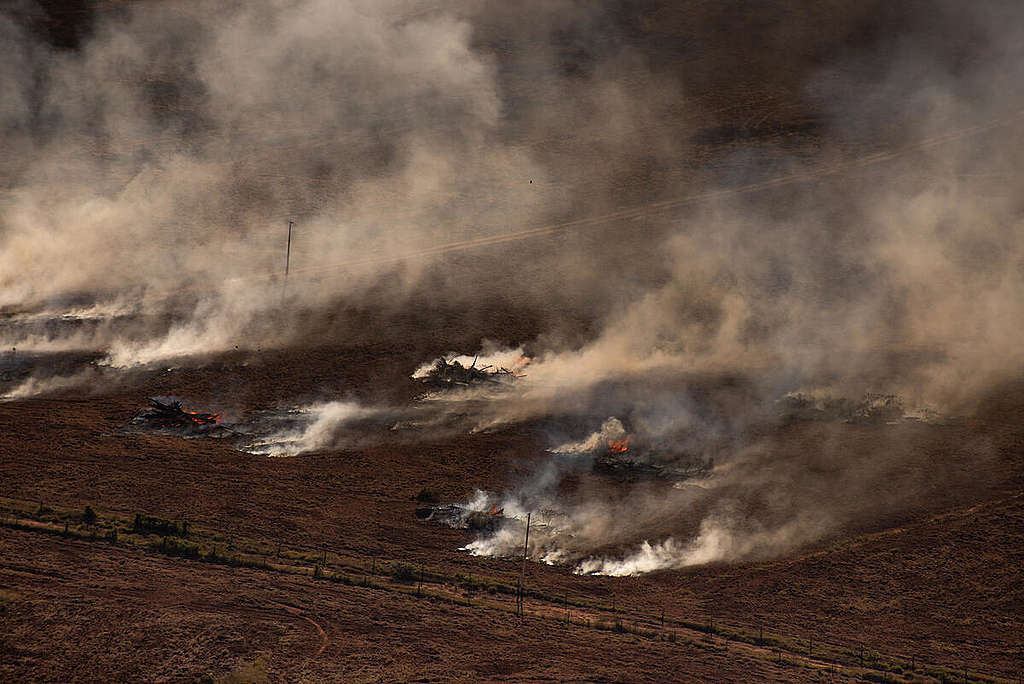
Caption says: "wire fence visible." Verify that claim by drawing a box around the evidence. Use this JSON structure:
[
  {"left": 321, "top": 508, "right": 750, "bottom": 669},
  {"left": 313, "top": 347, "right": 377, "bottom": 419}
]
[{"left": 3, "top": 501, "right": 1021, "bottom": 684}]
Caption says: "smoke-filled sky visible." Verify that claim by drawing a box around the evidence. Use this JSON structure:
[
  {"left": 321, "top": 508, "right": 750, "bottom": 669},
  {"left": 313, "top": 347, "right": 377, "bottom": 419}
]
[
  {"left": 2, "top": 0, "right": 1021, "bottom": 379},
  {"left": 2, "top": 0, "right": 1023, "bottom": 571}
]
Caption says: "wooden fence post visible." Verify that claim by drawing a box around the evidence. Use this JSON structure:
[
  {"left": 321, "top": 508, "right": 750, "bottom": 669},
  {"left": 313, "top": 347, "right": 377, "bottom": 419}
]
[{"left": 516, "top": 512, "right": 531, "bottom": 618}]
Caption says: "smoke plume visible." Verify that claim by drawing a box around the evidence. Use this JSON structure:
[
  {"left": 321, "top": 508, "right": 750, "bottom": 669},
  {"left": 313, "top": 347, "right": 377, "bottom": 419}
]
[{"left": 2, "top": 1, "right": 1023, "bottom": 571}]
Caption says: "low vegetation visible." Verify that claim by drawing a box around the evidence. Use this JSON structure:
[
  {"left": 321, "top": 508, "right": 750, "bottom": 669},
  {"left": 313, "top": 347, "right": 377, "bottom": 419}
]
[
  {"left": 0, "top": 496, "right": 1015, "bottom": 684},
  {"left": 0, "top": 589, "right": 18, "bottom": 615},
  {"left": 390, "top": 561, "right": 419, "bottom": 582},
  {"left": 134, "top": 513, "right": 190, "bottom": 537}
]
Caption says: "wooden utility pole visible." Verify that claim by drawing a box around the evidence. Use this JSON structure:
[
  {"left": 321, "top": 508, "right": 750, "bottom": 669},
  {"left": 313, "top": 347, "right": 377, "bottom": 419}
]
[
  {"left": 285, "top": 220, "right": 294, "bottom": 278},
  {"left": 281, "top": 219, "right": 294, "bottom": 301},
  {"left": 516, "top": 512, "right": 531, "bottom": 617}
]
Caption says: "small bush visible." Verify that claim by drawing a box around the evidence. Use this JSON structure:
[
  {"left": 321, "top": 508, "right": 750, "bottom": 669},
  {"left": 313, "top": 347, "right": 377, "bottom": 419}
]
[
  {"left": 415, "top": 488, "right": 441, "bottom": 504},
  {"left": 134, "top": 513, "right": 189, "bottom": 537},
  {"left": 0, "top": 589, "right": 18, "bottom": 615},
  {"left": 218, "top": 660, "right": 270, "bottom": 684},
  {"left": 83, "top": 506, "right": 98, "bottom": 525},
  {"left": 391, "top": 561, "right": 418, "bottom": 582},
  {"left": 156, "top": 536, "right": 201, "bottom": 558}
]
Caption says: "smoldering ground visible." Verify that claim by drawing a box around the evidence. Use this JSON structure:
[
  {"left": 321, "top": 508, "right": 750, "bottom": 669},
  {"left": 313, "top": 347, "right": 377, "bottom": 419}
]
[{"left": 2, "top": 1, "right": 1023, "bottom": 572}]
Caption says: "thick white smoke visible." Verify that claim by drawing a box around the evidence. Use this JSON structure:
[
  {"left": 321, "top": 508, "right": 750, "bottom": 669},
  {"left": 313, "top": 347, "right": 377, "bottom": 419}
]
[{"left": 245, "top": 400, "right": 377, "bottom": 457}]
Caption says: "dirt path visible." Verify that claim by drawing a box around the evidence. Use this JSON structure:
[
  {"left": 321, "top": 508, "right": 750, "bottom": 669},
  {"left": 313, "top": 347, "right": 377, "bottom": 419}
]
[{"left": 274, "top": 602, "right": 329, "bottom": 662}]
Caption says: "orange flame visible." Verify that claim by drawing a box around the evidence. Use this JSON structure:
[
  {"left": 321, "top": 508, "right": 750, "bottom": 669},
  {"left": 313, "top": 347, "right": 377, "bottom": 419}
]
[
  {"left": 183, "top": 409, "right": 219, "bottom": 424},
  {"left": 488, "top": 506, "right": 504, "bottom": 517},
  {"left": 607, "top": 436, "right": 630, "bottom": 454}
]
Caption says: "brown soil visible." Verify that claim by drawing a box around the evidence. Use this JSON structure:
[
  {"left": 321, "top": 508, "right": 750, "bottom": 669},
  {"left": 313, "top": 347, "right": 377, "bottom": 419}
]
[{"left": 2, "top": 335, "right": 1022, "bottom": 682}]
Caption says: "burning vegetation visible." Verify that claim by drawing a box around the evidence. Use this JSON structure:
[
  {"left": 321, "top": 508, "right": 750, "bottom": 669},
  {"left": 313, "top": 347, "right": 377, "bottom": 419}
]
[
  {"left": 131, "top": 397, "right": 229, "bottom": 436},
  {"left": 607, "top": 436, "right": 631, "bottom": 454},
  {"left": 548, "top": 418, "right": 698, "bottom": 481},
  {"left": 416, "top": 502, "right": 508, "bottom": 533}
]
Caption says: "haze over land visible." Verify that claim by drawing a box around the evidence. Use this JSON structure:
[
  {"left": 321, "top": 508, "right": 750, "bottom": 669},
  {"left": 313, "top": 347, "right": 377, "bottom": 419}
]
[{"left": 1, "top": 2, "right": 1022, "bottom": 680}]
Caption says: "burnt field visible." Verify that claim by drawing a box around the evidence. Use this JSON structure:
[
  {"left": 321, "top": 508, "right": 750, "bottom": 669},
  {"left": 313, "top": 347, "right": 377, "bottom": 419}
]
[
  {"left": 1, "top": 324, "right": 1023, "bottom": 682},
  {"left": 3, "top": 1, "right": 1024, "bottom": 682}
]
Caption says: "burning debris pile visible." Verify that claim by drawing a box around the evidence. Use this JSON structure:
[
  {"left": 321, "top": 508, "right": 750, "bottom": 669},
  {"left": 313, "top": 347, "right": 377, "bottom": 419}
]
[
  {"left": 416, "top": 356, "right": 520, "bottom": 389},
  {"left": 131, "top": 397, "right": 230, "bottom": 436},
  {"left": 592, "top": 445, "right": 668, "bottom": 480},
  {"left": 551, "top": 417, "right": 706, "bottom": 481},
  {"left": 592, "top": 440, "right": 707, "bottom": 481},
  {"left": 416, "top": 502, "right": 507, "bottom": 532}
]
